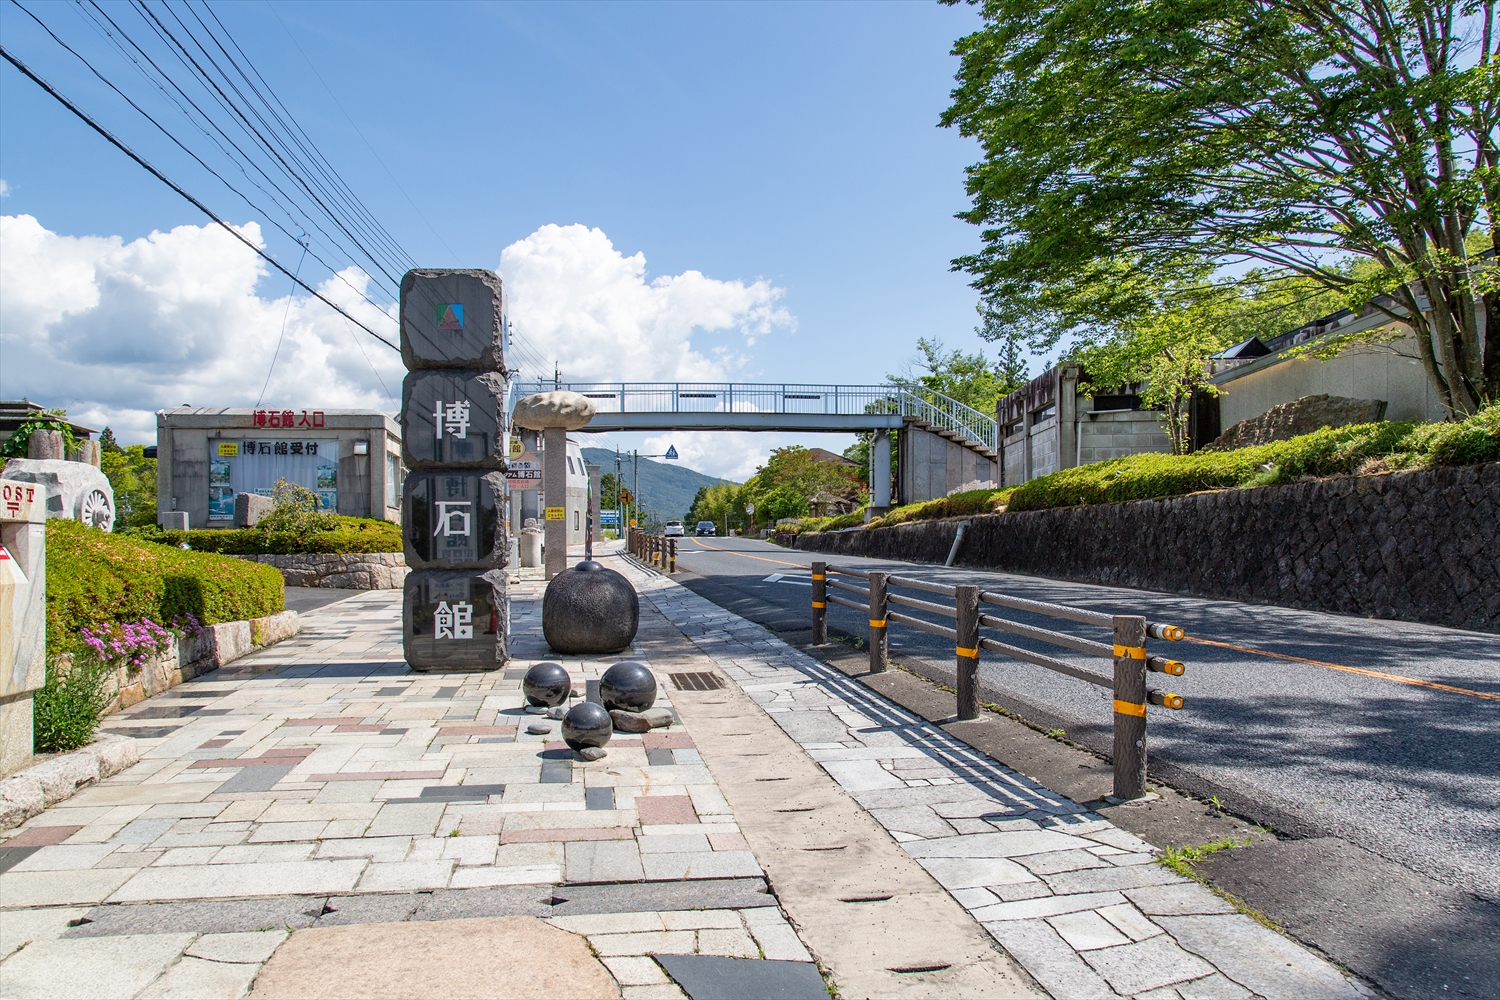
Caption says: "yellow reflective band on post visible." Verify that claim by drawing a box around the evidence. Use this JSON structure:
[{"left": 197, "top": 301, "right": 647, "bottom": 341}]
[
  {"left": 869, "top": 620, "right": 887, "bottom": 628},
  {"left": 956, "top": 646, "right": 979, "bottom": 658},
  {"left": 811, "top": 601, "right": 826, "bottom": 609},
  {"left": 1113, "top": 700, "right": 1147, "bottom": 717},
  {"left": 1114, "top": 644, "right": 1147, "bottom": 659},
  {"left": 811, "top": 574, "right": 826, "bottom": 581}
]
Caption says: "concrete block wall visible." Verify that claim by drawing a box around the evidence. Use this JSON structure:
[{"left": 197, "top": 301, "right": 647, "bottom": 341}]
[
  {"left": 898, "top": 424, "right": 999, "bottom": 503},
  {"left": 1078, "top": 411, "right": 1173, "bottom": 465}
]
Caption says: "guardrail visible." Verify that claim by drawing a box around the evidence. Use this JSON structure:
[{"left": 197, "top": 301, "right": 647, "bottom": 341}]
[
  {"left": 626, "top": 529, "right": 677, "bottom": 573},
  {"left": 811, "top": 560, "right": 1186, "bottom": 800},
  {"left": 513, "top": 380, "right": 1000, "bottom": 454}
]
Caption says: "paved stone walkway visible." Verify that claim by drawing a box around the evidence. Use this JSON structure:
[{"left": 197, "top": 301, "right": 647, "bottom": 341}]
[
  {"left": 0, "top": 585, "right": 810, "bottom": 999},
  {"left": 620, "top": 558, "right": 1373, "bottom": 1000}
]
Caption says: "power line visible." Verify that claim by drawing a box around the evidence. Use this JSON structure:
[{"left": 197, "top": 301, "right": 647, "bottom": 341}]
[{"left": 0, "top": 42, "right": 400, "bottom": 352}]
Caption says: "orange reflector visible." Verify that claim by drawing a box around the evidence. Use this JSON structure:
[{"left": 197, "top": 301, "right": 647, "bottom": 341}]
[
  {"left": 1162, "top": 626, "right": 1184, "bottom": 641},
  {"left": 1161, "top": 660, "right": 1184, "bottom": 676},
  {"left": 1113, "top": 644, "right": 1147, "bottom": 659},
  {"left": 812, "top": 601, "right": 826, "bottom": 609},
  {"left": 811, "top": 574, "right": 826, "bottom": 580},
  {"left": 869, "top": 620, "right": 886, "bottom": 628},
  {"left": 1161, "top": 693, "right": 1184, "bottom": 709},
  {"left": 1113, "top": 700, "right": 1147, "bottom": 717},
  {"left": 956, "top": 646, "right": 979, "bottom": 659}
]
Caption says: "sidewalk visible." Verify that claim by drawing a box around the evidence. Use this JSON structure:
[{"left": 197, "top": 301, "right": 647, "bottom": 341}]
[{"left": 0, "top": 553, "right": 1369, "bottom": 999}]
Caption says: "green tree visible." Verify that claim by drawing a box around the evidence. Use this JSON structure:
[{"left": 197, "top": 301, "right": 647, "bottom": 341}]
[
  {"left": 942, "top": 0, "right": 1500, "bottom": 416},
  {"left": 101, "top": 444, "right": 158, "bottom": 530},
  {"left": 98, "top": 427, "right": 123, "bottom": 454},
  {"left": 743, "top": 446, "right": 867, "bottom": 516}
]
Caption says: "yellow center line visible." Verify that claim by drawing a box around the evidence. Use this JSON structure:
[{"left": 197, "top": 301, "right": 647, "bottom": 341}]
[
  {"left": 685, "top": 537, "right": 809, "bottom": 569},
  {"left": 1183, "top": 636, "right": 1500, "bottom": 703}
]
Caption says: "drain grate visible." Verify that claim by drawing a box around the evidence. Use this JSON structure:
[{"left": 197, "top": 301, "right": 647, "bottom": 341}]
[{"left": 670, "top": 672, "right": 725, "bottom": 692}]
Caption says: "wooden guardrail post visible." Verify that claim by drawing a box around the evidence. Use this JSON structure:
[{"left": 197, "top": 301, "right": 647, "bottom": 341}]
[
  {"left": 1111, "top": 614, "right": 1149, "bottom": 800},
  {"left": 669, "top": 538, "right": 676, "bottom": 573},
  {"left": 810, "top": 561, "right": 827, "bottom": 644},
  {"left": 955, "top": 585, "right": 980, "bottom": 720},
  {"left": 868, "top": 572, "right": 888, "bottom": 673}
]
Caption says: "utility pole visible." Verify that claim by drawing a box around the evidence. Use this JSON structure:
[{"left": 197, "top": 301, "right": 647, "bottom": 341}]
[
  {"left": 614, "top": 447, "right": 622, "bottom": 538},
  {"left": 632, "top": 450, "right": 639, "bottom": 529}
]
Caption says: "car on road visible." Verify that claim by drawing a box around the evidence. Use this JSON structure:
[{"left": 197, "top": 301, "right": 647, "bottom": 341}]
[
  {"left": 696, "top": 521, "right": 716, "bottom": 536},
  {"left": 663, "top": 520, "right": 685, "bottom": 537}
]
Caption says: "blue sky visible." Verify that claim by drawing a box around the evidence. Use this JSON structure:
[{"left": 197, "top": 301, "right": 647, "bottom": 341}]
[{"left": 0, "top": 0, "right": 998, "bottom": 479}]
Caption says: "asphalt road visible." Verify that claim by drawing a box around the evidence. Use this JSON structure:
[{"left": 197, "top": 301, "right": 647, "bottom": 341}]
[{"left": 667, "top": 534, "right": 1500, "bottom": 904}]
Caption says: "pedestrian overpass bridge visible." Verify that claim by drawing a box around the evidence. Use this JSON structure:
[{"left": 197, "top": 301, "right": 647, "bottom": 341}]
[{"left": 511, "top": 381, "right": 1000, "bottom": 505}]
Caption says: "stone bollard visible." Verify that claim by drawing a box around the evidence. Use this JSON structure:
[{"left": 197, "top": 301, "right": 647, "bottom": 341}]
[{"left": 27, "top": 430, "right": 64, "bottom": 461}]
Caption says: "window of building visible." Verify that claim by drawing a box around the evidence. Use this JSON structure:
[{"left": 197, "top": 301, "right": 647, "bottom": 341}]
[
  {"left": 1033, "top": 405, "right": 1056, "bottom": 423},
  {"left": 386, "top": 453, "right": 401, "bottom": 508},
  {"left": 566, "top": 456, "right": 576, "bottom": 474},
  {"left": 574, "top": 510, "right": 580, "bottom": 530}
]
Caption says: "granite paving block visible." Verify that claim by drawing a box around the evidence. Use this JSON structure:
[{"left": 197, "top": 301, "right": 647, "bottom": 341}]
[
  {"left": 248, "top": 821, "right": 330, "bottom": 843},
  {"left": 914, "top": 855, "right": 1035, "bottom": 890},
  {"left": 585, "top": 787, "right": 615, "bottom": 810},
  {"left": 982, "top": 917, "right": 1118, "bottom": 999},
  {"left": 1081, "top": 933, "right": 1217, "bottom": 995},
  {"left": 366, "top": 803, "right": 446, "bottom": 838},
  {"left": 137, "top": 955, "right": 261, "bottom": 999},
  {"left": 7, "top": 844, "right": 120, "bottom": 872},
  {"left": 1019, "top": 849, "right": 1115, "bottom": 875},
  {"left": 1047, "top": 909, "right": 1131, "bottom": 951},
  {"left": 697, "top": 926, "right": 760, "bottom": 958},
  {"left": 540, "top": 760, "right": 574, "bottom": 784},
  {"left": 970, "top": 890, "right": 1128, "bottom": 922},
  {"left": 315, "top": 837, "right": 412, "bottom": 863},
  {"left": 1096, "top": 902, "right": 1162, "bottom": 942},
  {"left": 566, "top": 840, "right": 645, "bottom": 883},
  {"left": 185, "top": 929, "right": 289, "bottom": 963},
  {"left": 903, "top": 830, "right": 1095, "bottom": 859},
  {"left": 0, "top": 932, "right": 197, "bottom": 1000},
  {"left": 1042, "top": 863, "right": 1185, "bottom": 894},
  {"left": 646, "top": 749, "right": 676, "bottom": 766},
  {"left": 0, "top": 905, "right": 88, "bottom": 959},
  {"left": 315, "top": 893, "right": 425, "bottom": 926},
  {"left": 108, "top": 859, "right": 367, "bottom": 902},
  {"left": 546, "top": 878, "right": 773, "bottom": 917},
  {"left": 1124, "top": 884, "right": 1237, "bottom": 916},
  {"left": 1155, "top": 915, "right": 1366, "bottom": 999},
  {"left": 357, "top": 860, "right": 455, "bottom": 891},
  {"left": 0, "top": 846, "right": 41, "bottom": 874},
  {"left": 109, "top": 818, "right": 179, "bottom": 844},
  {"left": 636, "top": 796, "right": 697, "bottom": 826},
  {"left": 656, "top": 954, "right": 828, "bottom": 1000},
  {"left": 0, "top": 868, "right": 138, "bottom": 907},
  {"left": 412, "top": 886, "right": 554, "bottom": 921},
  {"left": 637, "top": 834, "right": 712, "bottom": 854},
  {"left": 602, "top": 955, "right": 671, "bottom": 986},
  {"left": 1172, "top": 973, "right": 1254, "bottom": 999},
  {"left": 500, "top": 827, "right": 635, "bottom": 844},
  {"left": 641, "top": 850, "right": 762, "bottom": 881},
  {"left": 590, "top": 929, "right": 697, "bottom": 956},
  {"left": 2, "top": 824, "right": 85, "bottom": 847},
  {"left": 866, "top": 805, "right": 957, "bottom": 839},
  {"left": 214, "top": 764, "right": 295, "bottom": 794},
  {"left": 449, "top": 864, "right": 561, "bottom": 887},
  {"left": 740, "top": 907, "right": 812, "bottom": 962}
]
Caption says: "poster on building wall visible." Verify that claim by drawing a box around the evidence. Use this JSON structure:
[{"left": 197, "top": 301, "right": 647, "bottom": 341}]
[{"left": 206, "top": 439, "right": 340, "bottom": 520}]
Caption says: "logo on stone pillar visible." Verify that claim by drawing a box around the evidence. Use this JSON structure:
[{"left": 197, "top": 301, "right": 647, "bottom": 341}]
[
  {"left": 434, "top": 600, "right": 473, "bottom": 639},
  {"left": 437, "top": 304, "right": 464, "bottom": 331},
  {"left": 433, "top": 501, "right": 472, "bottom": 538},
  {"left": 434, "top": 400, "right": 472, "bottom": 439}
]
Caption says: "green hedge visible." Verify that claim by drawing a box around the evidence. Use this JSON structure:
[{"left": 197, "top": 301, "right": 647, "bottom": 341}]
[
  {"left": 864, "top": 488, "right": 1014, "bottom": 530},
  {"left": 1007, "top": 406, "right": 1500, "bottom": 512},
  {"left": 129, "top": 515, "right": 402, "bottom": 555},
  {"left": 47, "top": 519, "right": 285, "bottom": 655}
]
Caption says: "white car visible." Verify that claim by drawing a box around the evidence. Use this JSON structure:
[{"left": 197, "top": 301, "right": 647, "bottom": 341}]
[{"left": 662, "top": 520, "right": 685, "bottom": 537}]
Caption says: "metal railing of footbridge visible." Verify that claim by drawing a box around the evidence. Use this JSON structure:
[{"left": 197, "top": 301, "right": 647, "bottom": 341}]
[{"left": 510, "top": 380, "right": 1000, "bottom": 453}]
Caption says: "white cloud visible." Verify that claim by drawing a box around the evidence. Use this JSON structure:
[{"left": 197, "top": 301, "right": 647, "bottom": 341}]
[
  {"left": 0, "top": 214, "right": 404, "bottom": 444},
  {"left": 0, "top": 216, "right": 797, "bottom": 450},
  {"left": 499, "top": 223, "right": 793, "bottom": 382},
  {"left": 0, "top": 180, "right": 10, "bottom": 197},
  {"left": 634, "top": 431, "right": 858, "bottom": 483}
]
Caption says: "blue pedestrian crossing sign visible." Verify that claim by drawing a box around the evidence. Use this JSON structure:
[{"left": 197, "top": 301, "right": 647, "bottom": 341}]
[{"left": 664, "top": 445, "right": 678, "bottom": 460}]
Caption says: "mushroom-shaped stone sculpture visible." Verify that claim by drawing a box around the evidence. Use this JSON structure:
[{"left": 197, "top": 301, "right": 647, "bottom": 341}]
[{"left": 511, "top": 391, "right": 597, "bottom": 431}]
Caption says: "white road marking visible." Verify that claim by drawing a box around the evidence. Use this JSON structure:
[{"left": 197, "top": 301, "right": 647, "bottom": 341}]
[{"left": 763, "top": 573, "right": 813, "bottom": 586}]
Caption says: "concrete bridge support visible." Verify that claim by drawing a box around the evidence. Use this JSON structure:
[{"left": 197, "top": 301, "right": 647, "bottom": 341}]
[
  {"left": 870, "top": 430, "right": 892, "bottom": 511},
  {"left": 898, "top": 423, "right": 999, "bottom": 504}
]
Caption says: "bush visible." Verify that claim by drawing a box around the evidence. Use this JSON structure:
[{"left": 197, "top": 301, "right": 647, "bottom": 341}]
[
  {"left": 46, "top": 519, "right": 284, "bottom": 656},
  {"left": 865, "top": 488, "right": 1014, "bottom": 528},
  {"left": 33, "top": 655, "right": 113, "bottom": 754},
  {"left": 161, "top": 516, "right": 402, "bottom": 555}
]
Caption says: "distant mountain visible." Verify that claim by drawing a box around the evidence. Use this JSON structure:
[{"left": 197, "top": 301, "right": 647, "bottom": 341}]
[{"left": 581, "top": 448, "right": 735, "bottom": 523}]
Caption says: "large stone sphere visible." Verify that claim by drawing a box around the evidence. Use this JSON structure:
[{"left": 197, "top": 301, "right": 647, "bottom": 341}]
[
  {"left": 543, "top": 561, "right": 639, "bottom": 655},
  {"left": 561, "top": 702, "right": 613, "bottom": 751},
  {"left": 599, "top": 661, "right": 657, "bottom": 713},
  {"left": 523, "top": 662, "right": 571, "bottom": 707}
]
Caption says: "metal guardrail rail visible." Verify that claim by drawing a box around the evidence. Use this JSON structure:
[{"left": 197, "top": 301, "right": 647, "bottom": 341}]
[
  {"left": 513, "top": 380, "right": 1000, "bottom": 454},
  {"left": 811, "top": 561, "right": 1186, "bottom": 800}
]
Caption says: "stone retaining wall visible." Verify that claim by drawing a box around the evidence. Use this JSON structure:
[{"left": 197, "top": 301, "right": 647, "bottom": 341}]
[
  {"left": 49, "top": 610, "right": 301, "bottom": 716},
  {"left": 790, "top": 463, "right": 1500, "bottom": 633},
  {"left": 231, "top": 552, "right": 406, "bottom": 589}
]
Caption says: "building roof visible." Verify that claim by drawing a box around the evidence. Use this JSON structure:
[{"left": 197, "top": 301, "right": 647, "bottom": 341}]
[
  {"left": 0, "top": 400, "right": 98, "bottom": 440},
  {"left": 1211, "top": 337, "right": 1272, "bottom": 360},
  {"left": 806, "top": 447, "right": 856, "bottom": 466}
]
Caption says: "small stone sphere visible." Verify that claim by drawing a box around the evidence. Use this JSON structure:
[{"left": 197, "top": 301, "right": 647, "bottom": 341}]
[
  {"left": 522, "top": 662, "right": 572, "bottom": 708},
  {"left": 543, "top": 561, "right": 639, "bottom": 655},
  {"left": 599, "top": 661, "right": 657, "bottom": 714},
  {"left": 561, "top": 701, "right": 613, "bottom": 751}
]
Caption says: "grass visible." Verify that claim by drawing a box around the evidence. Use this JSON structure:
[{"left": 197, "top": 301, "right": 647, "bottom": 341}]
[{"left": 32, "top": 655, "right": 114, "bottom": 754}]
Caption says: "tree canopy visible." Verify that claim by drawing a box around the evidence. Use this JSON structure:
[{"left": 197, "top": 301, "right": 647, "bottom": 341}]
[{"left": 942, "top": 0, "right": 1499, "bottom": 415}]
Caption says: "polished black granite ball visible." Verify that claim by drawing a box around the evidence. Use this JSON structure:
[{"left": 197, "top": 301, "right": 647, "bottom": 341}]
[
  {"left": 542, "top": 560, "right": 639, "bottom": 655},
  {"left": 561, "top": 701, "right": 613, "bottom": 751},
  {"left": 599, "top": 661, "right": 657, "bottom": 714},
  {"left": 522, "top": 661, "right": 571, "bottom": 708}
]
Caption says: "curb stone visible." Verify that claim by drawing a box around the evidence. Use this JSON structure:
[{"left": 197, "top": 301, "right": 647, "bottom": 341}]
[{"left": 0, "top": 734, "right": 142, "bottom": 829}]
